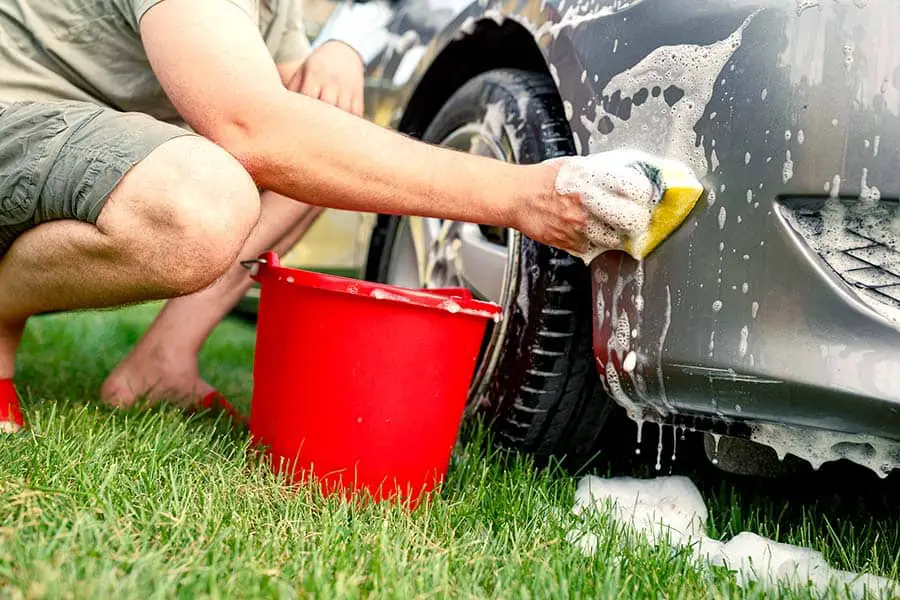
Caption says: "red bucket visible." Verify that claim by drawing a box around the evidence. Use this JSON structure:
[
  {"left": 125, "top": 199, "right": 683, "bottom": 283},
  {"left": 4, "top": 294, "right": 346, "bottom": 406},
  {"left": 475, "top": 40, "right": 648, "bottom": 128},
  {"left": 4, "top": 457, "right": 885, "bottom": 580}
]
[{"left": 246, "top": 252, "right": 501, "bottom": 506}]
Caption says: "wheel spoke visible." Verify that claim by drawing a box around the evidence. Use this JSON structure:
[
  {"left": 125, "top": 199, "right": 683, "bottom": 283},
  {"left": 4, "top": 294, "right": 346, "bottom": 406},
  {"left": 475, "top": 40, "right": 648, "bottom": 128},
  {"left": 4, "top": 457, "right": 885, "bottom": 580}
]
[
  {"left": 456, "top": 223, "right": 508, "bottom": 302},
  {"left": 384, "top": 218, "right": 421, "bottom": 288}
]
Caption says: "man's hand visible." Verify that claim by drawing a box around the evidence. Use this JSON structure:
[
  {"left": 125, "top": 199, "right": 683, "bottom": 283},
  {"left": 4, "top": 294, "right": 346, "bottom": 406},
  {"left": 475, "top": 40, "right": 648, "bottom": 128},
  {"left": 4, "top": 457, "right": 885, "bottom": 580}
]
[
  {"left": 286, "top": 41, "right": 364, "bottom": 116},
  {"left": 512, "top": 162, "right": 591, "bottom": 258}
]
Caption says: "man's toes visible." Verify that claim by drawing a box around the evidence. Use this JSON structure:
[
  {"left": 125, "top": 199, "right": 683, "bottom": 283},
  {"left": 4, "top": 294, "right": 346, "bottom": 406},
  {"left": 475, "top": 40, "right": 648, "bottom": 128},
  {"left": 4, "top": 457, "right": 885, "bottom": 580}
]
[{"left": 99, "top": 376, "right": 138, "bottom": 407}]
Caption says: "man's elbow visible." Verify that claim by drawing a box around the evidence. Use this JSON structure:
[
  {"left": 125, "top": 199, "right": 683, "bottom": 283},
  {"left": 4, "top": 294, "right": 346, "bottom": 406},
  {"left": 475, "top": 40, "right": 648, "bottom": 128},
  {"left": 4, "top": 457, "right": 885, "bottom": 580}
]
[
  {"left": 204, "top": 116, "right": 268, "bottom": 183},
  {"left": 195, "top": 90, "right": 297, "bottom": 188}
]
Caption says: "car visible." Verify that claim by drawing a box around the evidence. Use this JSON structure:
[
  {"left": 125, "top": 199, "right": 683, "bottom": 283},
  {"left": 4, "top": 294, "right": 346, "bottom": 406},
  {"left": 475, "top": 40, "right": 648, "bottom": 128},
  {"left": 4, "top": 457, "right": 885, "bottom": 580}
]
[{"left": 269, "top": 0, "right": 900, "bottom": 478}]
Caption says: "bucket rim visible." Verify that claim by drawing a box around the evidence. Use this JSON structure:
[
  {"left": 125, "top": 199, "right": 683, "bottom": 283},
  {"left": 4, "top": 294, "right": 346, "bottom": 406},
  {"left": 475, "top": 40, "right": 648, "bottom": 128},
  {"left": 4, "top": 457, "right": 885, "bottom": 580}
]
[{"left": 247, "top": 252, "right": 503, "bottom": 321}]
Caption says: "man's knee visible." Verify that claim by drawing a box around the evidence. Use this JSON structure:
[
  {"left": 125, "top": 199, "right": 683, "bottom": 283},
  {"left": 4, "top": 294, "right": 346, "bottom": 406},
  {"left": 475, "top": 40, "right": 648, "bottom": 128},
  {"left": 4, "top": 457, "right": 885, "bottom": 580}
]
[{"left": 100, "top": 136, "right": 262, "bottom": 295}]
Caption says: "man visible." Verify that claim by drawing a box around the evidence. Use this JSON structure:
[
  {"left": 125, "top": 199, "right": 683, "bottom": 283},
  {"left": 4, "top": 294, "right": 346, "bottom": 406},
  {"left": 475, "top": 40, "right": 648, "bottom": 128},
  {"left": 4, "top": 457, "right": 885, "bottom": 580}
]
[{"left": 0, "top": 0, "right": 595, "bottom": 431}]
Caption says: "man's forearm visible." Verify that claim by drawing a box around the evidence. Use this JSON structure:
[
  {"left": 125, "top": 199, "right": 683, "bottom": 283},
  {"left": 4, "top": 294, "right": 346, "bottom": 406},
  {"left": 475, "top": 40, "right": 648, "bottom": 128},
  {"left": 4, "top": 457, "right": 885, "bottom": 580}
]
[{"left": 212, "top": 89, "right": 552, "bottom": 229}]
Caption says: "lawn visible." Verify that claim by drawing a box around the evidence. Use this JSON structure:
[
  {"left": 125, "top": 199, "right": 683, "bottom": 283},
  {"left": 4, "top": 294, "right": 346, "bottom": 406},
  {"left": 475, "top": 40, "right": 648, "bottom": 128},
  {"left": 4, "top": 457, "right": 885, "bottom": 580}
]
[{"left": 1, "top": 304, "right": 898, "bottom": 598}]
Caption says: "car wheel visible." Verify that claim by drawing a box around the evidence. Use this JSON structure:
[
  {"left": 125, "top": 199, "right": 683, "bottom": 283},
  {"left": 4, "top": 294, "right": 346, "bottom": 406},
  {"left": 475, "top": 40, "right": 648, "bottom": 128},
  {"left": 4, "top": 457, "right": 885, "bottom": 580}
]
[{"left": 364, "top": 68, "right": 613, "bottom": 468}]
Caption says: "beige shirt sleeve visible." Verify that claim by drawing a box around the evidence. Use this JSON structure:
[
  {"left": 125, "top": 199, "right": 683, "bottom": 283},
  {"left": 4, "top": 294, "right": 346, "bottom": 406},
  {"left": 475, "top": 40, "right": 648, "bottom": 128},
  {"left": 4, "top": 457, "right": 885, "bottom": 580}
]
[
  {"left": 130, "top": 0, "right": 260, "bottom": 24},
  {"left": 271, "top": 0, "right": 312, "bottom": 64}
]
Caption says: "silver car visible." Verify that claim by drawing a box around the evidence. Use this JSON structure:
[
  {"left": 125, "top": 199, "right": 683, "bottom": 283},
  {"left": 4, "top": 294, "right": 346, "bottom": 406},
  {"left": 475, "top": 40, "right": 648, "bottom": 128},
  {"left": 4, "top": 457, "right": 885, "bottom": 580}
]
[{"left": 281, "top": 0, "right": 900, "bottom": 478}]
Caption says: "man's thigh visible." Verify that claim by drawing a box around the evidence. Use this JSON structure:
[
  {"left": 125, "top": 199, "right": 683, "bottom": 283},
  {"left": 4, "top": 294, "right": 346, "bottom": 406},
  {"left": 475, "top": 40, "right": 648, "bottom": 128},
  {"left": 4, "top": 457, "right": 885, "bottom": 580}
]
[{"left": 0, "top": 100, "right": 192, "bottom": 254}]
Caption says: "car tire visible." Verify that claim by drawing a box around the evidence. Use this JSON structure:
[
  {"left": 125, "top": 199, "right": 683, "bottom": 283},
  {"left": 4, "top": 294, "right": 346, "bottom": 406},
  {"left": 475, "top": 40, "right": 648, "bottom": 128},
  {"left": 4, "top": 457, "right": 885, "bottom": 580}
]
[{"left": 365, "top": 68, "right": 613, "bottom": 468}]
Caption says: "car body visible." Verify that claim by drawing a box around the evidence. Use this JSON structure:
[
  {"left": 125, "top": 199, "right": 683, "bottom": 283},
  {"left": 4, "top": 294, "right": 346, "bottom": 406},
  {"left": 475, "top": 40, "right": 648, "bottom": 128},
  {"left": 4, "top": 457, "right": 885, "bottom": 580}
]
[{"left": 282, "top": 0, "right": 900, "bottom": 477}]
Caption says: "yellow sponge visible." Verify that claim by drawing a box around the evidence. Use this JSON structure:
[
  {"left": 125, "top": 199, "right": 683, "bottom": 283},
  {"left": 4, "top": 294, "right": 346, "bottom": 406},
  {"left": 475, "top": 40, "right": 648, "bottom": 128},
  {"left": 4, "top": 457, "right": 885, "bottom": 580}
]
[
  {"left": 624, "top": 157, "right": 705, "bottom": 260},
  {"left": 555, "top": 151, "right": 705, "bottom": 263}
]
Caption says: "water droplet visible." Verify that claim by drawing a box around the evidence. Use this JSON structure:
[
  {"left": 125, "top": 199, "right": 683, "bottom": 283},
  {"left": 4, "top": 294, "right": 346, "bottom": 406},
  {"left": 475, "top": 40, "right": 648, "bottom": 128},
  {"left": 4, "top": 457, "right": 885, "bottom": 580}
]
[
  {"left": 655, "top": 423, "right": 664, "bottom": 471},
  {"left": 711, "top": 433, "right": 722, "bottom": 465},
  {"left": 671, "top": 425, "right": 678, "bottom": 461},
  {"left": 635, "top": 420, "right": 644, "bottom": 455}
]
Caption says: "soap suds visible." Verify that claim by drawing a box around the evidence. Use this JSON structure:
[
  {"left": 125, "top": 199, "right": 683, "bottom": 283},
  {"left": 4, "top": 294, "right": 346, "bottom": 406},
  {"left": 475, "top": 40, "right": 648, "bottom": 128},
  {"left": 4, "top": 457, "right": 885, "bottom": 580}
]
[
  {"left": 782, "top": 150, "right": 794, "bottom": 183},
  {"left": 750, "top": 422, "right": 900, "bottom": 478},
  {"left": 554, "top": 151, "right": 698, "bottom": 264},
  {"left": 795, "top": 0, "right": 821, "bottom": 15},
  {"left": 535, "top": 0, "right": 643, "bottom": 39},
  {"left": 830, "top": 174, "right": 842, "bottom": 198},
  {"left": 860, "top": 168, "right": 881, "bottom": 202},
  {"left": 569, "top": 476, "right": 897, "bottom": 597},
  {"left": 481, "top": 100, "right": 525, "bottom": 160},
  {"left": 739, "top": 325, "right": 749, "bottom": 357},
  {"left": 581, "top": 12, "right": 759, "bottom": 176},
  {"left": 605, "top": 360, "right": 642, "bottom": 421},
  {"left": 784, "top": 195, "right": 900, "bottom": 325}
]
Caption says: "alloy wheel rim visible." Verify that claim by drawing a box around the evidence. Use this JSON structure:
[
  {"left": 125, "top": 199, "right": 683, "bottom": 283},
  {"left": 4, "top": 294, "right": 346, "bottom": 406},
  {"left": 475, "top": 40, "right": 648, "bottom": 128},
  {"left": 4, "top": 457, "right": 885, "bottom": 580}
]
[{"left": 384, "top": 119, "right": 523, "bottom": 412}]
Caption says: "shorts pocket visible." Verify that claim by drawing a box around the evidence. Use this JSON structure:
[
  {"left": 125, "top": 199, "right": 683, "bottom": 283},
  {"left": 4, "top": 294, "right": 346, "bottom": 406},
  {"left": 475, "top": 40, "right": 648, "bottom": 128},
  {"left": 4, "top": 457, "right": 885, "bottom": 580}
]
[{"left": 0, "top": 106, "right": 68, "bottom": 226}]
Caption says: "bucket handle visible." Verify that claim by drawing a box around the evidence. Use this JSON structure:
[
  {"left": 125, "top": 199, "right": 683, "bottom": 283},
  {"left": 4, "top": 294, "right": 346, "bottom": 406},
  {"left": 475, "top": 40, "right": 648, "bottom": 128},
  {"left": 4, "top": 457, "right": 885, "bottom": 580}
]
[{"left": 240, "top": 251, "right": 280, "bottom": 281}]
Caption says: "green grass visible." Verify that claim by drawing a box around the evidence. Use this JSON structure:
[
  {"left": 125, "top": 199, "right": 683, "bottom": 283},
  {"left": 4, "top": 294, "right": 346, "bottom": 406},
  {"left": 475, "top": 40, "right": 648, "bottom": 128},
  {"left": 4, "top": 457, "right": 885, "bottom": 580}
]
[{"left": 1, "top": 304, "right": 898, "bottom": 598}]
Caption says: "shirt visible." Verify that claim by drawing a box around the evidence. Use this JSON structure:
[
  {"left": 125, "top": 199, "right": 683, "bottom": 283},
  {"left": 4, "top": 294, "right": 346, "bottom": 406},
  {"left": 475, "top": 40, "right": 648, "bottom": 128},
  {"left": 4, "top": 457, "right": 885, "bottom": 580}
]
[{"left": 0, "top": 0, "right": 311, "bottom": 124}]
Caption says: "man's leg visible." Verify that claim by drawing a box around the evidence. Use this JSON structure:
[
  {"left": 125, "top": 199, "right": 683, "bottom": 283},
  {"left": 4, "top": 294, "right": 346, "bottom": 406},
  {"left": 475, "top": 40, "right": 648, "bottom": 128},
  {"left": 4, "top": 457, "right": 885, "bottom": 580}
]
[
  {"left": 0, "top": 102, "right": 262, "bottom": 428},
  {"left": 101, "top": 192, "right": 324, "bottom": 406}
]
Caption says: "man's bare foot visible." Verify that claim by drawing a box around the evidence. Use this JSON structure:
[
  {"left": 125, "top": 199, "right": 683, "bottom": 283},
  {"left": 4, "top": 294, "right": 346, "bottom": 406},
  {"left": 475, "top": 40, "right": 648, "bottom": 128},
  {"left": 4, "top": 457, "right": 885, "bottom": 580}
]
[{"left": 100, "top": 343, "right": 214, "bottom": 409}]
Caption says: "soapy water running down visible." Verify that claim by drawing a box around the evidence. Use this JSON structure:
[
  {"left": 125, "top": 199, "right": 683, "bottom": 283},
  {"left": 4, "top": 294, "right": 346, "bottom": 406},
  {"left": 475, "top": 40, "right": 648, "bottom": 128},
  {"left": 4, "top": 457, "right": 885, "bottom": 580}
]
[{"left": 566, "top": 476, "right": 896, "bottom": 598}]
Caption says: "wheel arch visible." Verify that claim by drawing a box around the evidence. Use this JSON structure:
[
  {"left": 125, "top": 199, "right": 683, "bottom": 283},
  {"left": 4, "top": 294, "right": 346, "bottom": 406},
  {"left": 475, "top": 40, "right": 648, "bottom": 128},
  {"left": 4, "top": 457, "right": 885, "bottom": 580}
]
[{"left": 396, "top": 19, "right": 554, "bottom": 139}]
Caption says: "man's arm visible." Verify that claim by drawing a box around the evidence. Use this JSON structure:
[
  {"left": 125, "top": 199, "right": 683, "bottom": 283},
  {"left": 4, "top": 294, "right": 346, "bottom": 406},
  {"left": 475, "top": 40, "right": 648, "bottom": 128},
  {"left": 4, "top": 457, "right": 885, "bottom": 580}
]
[{"left": 138, "top": 0, "right": 588, "bottom": 254}]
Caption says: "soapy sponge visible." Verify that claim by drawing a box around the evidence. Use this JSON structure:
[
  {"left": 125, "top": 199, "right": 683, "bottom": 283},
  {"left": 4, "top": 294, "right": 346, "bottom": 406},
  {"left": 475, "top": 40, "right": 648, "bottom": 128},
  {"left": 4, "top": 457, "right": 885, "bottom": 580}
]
[{"left": 555, "top": 150, "right": 705, "bottom": 264}]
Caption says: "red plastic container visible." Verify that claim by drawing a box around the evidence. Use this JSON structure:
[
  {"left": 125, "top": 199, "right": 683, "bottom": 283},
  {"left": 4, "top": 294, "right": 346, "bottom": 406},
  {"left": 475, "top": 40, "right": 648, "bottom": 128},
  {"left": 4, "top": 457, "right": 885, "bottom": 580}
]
[{"left": 246, "top": 252, "right": 501, "bottom": 507}]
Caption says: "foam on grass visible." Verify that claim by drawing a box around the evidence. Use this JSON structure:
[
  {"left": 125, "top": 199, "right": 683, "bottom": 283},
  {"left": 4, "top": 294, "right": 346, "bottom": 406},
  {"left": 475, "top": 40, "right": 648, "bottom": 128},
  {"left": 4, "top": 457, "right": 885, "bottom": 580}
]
[{"left": 569, "top": 475, "right": 897, "bottom": 598}]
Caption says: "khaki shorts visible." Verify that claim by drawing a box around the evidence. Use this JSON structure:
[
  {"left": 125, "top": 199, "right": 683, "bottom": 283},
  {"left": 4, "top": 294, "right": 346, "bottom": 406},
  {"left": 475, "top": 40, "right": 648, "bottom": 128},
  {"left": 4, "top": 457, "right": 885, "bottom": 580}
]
[{"left": 0, "top": 100, "right": 193, "bottom": 254}]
